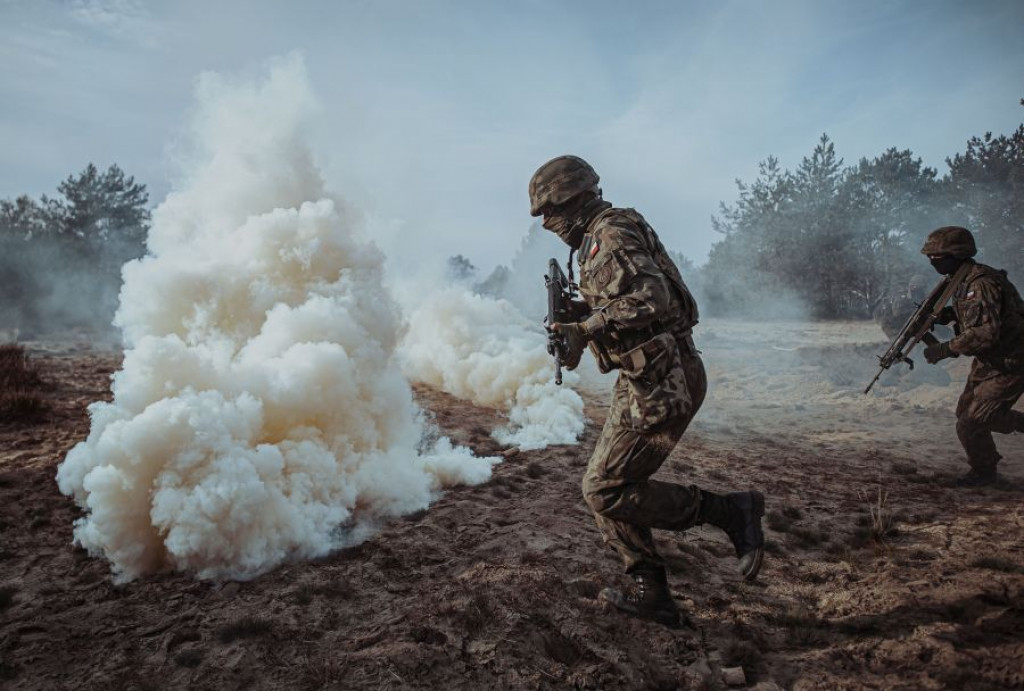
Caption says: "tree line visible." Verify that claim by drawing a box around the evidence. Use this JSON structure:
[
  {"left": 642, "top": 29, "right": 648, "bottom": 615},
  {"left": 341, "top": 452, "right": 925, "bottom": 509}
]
[
  {"left": 696, "top": 102, "right": 1024, "bottom": 319},
  {"left": 0, "top": 163, "right": 149, "bottom": 337},
  {"left": 4, "top": 104, "right": 1022, "bottom": 339}
]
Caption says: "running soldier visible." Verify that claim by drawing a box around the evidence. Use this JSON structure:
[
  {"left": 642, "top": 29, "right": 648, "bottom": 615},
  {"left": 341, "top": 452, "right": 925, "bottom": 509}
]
[
  {"left": 921, "top": 226, "right": 1024, "bottom": 487},
  {"left": 528, "top": 155, "right": 765, "bottom": 627}
]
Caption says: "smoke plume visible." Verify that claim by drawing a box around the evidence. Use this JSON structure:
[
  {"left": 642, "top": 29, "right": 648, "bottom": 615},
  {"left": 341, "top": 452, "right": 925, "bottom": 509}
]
[
  {"left": 55, "top": 55, "right": 496, "bottom": 582},
  {"left": 398, "top": 286, "right": 585, "bottom": 450}
]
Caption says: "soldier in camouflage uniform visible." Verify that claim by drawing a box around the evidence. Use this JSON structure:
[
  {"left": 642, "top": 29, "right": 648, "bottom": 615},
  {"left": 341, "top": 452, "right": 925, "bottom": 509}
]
[
  {"left": 920, "top": 226, "right": 1024, "bottom": 487},
  {"left": 528, "top": 155, "right": 765, "bottom": 628}
]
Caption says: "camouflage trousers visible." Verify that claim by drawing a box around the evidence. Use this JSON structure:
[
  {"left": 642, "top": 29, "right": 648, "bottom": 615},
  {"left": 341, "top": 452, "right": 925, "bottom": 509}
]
[
  {"left": 582, "top": 352, "right": 708, "bottom": 573},
  {"left": 955, "top": 359, "right": 1024, "bottom": 473}
]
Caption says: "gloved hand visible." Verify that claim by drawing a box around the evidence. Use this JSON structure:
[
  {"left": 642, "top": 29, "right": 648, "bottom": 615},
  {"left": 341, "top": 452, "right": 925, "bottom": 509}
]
[
  {"left": 923, "top": 341, "right": 955, "bottom": 364},
  {"left": 550, "top": 321, "right": 589, "bottom": 342},
  {"left": 568, "top": 298, "right": 591, "bottom": 322},
  {"left": 934, "top": 306, "right": 956, "bottom": 326},
  {"left": 550, "top": 321, "right": 590, "bottom": 370}
]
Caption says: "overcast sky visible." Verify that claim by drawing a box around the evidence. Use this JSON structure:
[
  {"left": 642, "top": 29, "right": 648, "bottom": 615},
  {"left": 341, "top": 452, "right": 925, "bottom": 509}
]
[{"left": 2, "top": 0, "right": 1022, "bottom": 273}]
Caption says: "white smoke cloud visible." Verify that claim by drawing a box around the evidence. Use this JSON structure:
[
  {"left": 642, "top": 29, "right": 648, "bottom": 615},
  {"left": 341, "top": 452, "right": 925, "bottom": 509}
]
[
  {"left": 56, "top": 54, "right": 496, "bottom": 582},
  {"left": 397, "top": 286, "right": 585, "bottom": 451}
]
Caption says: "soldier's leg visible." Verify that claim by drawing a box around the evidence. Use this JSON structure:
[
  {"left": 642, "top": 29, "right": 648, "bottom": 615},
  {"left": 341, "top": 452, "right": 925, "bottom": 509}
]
[
  {"left": 955, "top": 364, "right": 1024, "bottom": 483},
  {"left": 582, "top": 354, "right": 764, "bottom": 581},
  {"left": 582, "top": 355, "right": 708, "bottom": 572},
  {"left": 584, "top": 414, "right": 694, "bottom": 573},
  {"left": 585, "top": 406, "right": 695, "bottom": 628}
]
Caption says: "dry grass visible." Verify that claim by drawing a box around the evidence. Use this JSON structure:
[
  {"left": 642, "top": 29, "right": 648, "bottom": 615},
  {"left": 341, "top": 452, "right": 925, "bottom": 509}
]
[
  {"left": 0, "top": 344, "right": 48, "bottom": 422},
  {"left": 866, "top": 488, "right": 896, "bottom": 541},
  {"left": 299, "top": 648, "right": 349, "bottom": 690},
  {"left": 970, "top": 557, "right": 1024, "bottom": 575}
]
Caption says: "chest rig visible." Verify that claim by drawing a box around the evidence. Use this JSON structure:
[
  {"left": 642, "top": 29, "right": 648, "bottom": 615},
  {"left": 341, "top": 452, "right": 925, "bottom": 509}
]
[{"left": 573, "top": 208, "right": 699, "bottom": 359}]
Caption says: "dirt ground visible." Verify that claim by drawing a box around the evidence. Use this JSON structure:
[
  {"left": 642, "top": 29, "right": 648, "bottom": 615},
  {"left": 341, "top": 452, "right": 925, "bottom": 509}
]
[{"left": 2, "top": 322, "right": 1023, "bottom": 690}]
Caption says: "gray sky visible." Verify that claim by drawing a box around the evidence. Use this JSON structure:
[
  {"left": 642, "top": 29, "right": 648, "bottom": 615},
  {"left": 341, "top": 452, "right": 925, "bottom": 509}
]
[{"left": 2, "top": 0, "right": 1023, "bottom": 274}]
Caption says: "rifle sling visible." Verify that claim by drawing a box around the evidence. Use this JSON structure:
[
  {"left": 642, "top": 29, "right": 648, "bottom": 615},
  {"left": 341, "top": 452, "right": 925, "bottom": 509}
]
[{"left": 930, "top": 261, "right": 974, "bottom": 319}]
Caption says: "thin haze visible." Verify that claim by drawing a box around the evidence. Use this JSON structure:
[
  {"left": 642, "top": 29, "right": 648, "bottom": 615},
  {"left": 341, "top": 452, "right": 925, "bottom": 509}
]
[{"left": 2, "top": 0, "right": 1022, "bottom": 274}]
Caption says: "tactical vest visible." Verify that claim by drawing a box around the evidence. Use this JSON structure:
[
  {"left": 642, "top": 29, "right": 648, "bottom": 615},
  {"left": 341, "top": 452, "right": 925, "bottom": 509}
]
[
  {"left": 954, "top": 262, "right": 1024, "bottom": 366},
  {"left": 577, "top": 208, "right": 699, "bottom": 367}
]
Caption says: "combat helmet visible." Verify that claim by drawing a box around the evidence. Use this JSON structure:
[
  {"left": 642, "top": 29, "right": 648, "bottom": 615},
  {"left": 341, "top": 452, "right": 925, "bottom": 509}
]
[
  {"left": 920, "top": 226, "right": 977, "bottom": 258},
  {"left": 529, "top": 155, "right": 600, "bottom": 217}
]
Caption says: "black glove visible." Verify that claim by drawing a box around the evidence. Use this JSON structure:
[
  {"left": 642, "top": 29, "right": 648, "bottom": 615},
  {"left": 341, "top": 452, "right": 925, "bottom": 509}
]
[
  {"left": 551, "top": 321, "right": 589, "bottom": 341},
  {"left": 568, "top": 298, "right": 591, "bottom": 322},
  {"left": 934, "top": 306, "right": 956, "bottom": 326},
  {"left": 923, "top": 341, "right": 955, "bottom": 364},
  {"left": 550, "top": 322, "right": 589, "bottom": 370}
]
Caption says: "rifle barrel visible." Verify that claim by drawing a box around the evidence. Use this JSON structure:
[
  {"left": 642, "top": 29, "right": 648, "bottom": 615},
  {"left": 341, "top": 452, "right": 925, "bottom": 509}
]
[{"left": 864, "top": 368, "right": 884, "bottom": 394}]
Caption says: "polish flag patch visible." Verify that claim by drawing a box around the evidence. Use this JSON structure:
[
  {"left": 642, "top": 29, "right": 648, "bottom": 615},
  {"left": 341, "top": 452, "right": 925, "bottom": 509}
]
[{"left": 589, "top": 241, "right": 600, "bottom": 258}]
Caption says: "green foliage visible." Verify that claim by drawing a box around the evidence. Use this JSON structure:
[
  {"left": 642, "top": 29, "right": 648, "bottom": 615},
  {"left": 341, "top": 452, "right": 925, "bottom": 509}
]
[
  {"left": 944, "top": 124, "right": 1024, "bottom": 278},
  {"left": 0, "top": 163, "right": 149, "bottom": 335},
  {"left": 702, "top": 105, "right": 1024, "bottom": 318}
]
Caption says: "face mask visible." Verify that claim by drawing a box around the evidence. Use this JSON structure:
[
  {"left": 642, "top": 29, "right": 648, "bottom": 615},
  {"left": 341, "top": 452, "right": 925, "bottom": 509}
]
[
  {"left": 929, "top": 256, "right": 961, "bottom": 276},
  {"left": 542, "top": 208, "right": 585, "bottom": 248}
]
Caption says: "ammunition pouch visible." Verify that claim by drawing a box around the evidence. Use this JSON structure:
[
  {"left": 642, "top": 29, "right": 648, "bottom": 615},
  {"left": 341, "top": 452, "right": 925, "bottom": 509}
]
[
  {"left": 588, "top": 340, "right": 616, "bottom": 373},
  {"left": 619, "top": 332, "right": 689, "bottom": 432}
]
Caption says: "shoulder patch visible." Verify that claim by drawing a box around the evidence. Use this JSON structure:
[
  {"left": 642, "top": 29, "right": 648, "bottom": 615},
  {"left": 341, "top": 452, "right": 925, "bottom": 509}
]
[{"left": 589, "top": 241, "right": 600, "bottom": 259}]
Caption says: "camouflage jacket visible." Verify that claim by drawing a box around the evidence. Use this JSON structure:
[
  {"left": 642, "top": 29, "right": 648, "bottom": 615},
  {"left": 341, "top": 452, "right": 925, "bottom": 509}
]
[
  {"left": 576, "top": 207, "right": 699, "bottom": 431},
  {"left": 949, "top": 261, "right": 1024, "bottom": 371}
]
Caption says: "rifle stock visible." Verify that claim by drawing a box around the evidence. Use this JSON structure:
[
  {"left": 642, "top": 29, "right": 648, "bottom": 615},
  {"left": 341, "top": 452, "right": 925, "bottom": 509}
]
[{"left": 864, "top": 262, "right": 971, "bottom": 394}]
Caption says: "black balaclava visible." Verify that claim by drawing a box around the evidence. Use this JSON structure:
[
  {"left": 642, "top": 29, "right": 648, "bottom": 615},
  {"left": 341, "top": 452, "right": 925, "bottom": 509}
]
[
  {"left": 542, "top": 193, "right": 610, "bottom": 249},
  {"left": 930, "top": 255, "right": 965, "bottom": 276}
]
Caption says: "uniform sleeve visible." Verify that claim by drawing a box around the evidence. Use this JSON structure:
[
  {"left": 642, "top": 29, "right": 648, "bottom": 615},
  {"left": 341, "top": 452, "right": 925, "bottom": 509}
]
[
  {"left": 582, "top": 219, "right": 674, "bottom": 335},
  {"left": 950, "top": 276, "right": 1003, "bottom": 355}
]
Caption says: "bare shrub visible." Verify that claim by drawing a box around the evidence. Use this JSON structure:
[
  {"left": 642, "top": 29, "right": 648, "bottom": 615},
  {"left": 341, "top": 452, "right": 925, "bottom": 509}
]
[
  {"left": 866, "top": 488, "right": 896, "bottom": 541},
  {"left": 0, "top": 344, "right": 48, "bottom": 422}
]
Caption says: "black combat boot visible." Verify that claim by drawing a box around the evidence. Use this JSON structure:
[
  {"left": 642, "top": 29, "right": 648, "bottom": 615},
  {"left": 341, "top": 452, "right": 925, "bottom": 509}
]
[
  {"left": 599, "top": 566, "right": 681, "bottom": 628},
  {"left": 698, "top": 490, "right": 765, "bottom": 581},
  {"left": 954, "top": 468, "right": 998, "bottom": 487}
]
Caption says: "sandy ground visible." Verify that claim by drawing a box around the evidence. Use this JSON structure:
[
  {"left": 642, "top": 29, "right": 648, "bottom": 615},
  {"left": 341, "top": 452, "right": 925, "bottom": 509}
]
[{"left": 2, "top": 319, "right": 1023, "bottom": 690}]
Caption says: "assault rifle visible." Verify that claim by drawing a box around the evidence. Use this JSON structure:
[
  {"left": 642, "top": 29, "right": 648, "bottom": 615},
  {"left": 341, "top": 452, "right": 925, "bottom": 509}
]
[
  {"left": 544, "top": 258, "right": 576, "bottom": 385},
  {"left": 864, "top": 262, "right": 971, "bottom": 394}
]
